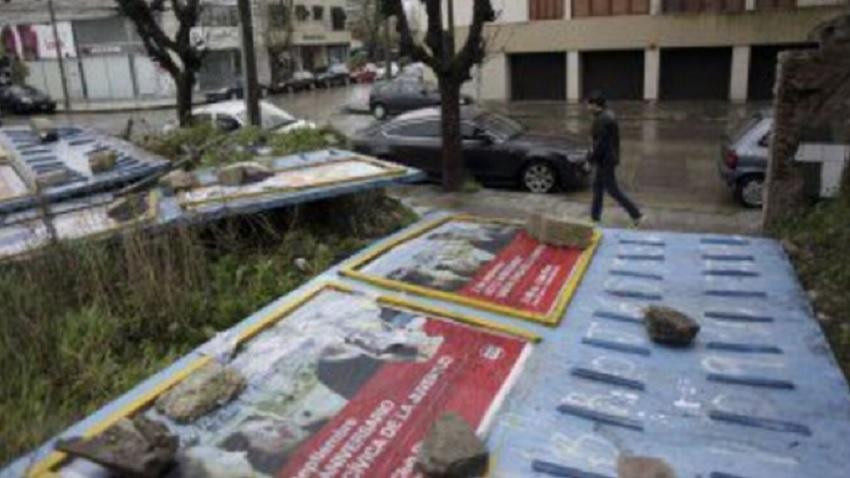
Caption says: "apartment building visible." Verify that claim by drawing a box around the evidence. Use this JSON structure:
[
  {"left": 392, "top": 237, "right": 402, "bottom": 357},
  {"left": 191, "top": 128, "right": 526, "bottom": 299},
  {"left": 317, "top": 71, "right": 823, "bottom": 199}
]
[
  {"left": 449, "top": 0, "right": 848, "bottom": 102},
  {"left": 262, "top": 0, "right": 351, "bottom": 82}
]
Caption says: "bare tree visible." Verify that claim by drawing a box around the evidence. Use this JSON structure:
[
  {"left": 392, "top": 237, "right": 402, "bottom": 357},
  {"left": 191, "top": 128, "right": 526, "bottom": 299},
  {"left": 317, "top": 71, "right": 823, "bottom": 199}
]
[
  {"left": 115, "top": 0, "right": 203, "bottom": 126},
  {"left": 384, "top": 0, "right": 495, "bottom": 191}
]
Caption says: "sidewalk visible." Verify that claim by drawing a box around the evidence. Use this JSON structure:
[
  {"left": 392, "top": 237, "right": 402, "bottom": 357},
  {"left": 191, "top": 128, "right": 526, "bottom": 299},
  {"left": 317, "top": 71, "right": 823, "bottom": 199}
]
[{"left": 56, "top": 97, "right": 205, "bottom": 114}]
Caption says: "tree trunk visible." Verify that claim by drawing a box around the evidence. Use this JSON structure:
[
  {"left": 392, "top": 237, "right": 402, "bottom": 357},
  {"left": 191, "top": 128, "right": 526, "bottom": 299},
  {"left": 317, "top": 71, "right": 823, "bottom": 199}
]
[
  {"left": 439, "top": 78, "right": 464, "bottom": 192},
  {"left": 176, "top": 71, "right": 195, "bottom": 127}
]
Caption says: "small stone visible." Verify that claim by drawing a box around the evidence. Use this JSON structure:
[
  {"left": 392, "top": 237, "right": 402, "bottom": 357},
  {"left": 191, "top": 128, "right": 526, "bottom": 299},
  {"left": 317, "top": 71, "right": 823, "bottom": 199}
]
[
  {"left": 56, "top": 415, "right": 177, "bottom": 477},
  {"left": 107, "top": 194, "right": 149, "bottom": 222},
  {"left": 35, "top": 168, "right": 70, "bottom": 188},
  {"left": 644, "top": 306, "right": 700, "bottom": 347},
  {"left": 525, "top": 212, "right": 594, "bottom": 248},
  {"left": 217, "top": 161, "right": 273, "bottom": 186},
  {"left": 617, "top": 455, "right": 677, "bottom": 478},
  {"left": 160, "top": 169, "right": 199, "bottom": 191},
  {"left": 89, "top": 150, "right": 118, "bottom": 174},
  {"left": 294, "top": 257, "right": 311, "bottom": 273},
  {"left": 416, "top": 412, "right": 488, "bottom": 478},
  {"left": 155, "top": 362, "right": 245, "bottom": 423},
  {"left": 30, "top": 117, "right": 58, "bottom": 142}
]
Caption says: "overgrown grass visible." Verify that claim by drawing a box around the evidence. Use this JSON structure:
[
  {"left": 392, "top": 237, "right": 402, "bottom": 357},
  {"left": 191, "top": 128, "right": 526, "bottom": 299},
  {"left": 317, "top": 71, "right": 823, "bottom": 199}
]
[
  {"left": 0, "top": 117, "right": 417, "bottom": 465},
  {"left": 771, "top": 195, "right": 850, "bottom": 379},
  {"left": 138, "top": 124, "right": 347, "bottom": 167}
]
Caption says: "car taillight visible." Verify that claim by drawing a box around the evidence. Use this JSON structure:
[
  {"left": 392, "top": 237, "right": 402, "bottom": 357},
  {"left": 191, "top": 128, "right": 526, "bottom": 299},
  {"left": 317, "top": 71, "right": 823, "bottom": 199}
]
[{"left": 724, "top": 150, "right": 739, "bottom": 169}]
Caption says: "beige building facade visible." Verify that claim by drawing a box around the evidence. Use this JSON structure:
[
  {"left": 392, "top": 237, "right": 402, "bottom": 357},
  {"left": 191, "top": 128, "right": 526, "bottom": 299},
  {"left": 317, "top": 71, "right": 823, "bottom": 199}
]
[{"left": 444, "top": 0, "right": 848, "bottom": 102}]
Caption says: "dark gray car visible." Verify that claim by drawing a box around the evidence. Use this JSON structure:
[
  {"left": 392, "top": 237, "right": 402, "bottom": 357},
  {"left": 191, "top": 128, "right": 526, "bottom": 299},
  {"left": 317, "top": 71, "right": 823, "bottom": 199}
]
[
  {"left": 352, "top": 107, "right": 589, "bottom": 193},
  {"left": 718, "top": 112, "right": 771, "bottom": 208},
  {"left": 368, "top": 80, "right": 471, "bottom": 120}
]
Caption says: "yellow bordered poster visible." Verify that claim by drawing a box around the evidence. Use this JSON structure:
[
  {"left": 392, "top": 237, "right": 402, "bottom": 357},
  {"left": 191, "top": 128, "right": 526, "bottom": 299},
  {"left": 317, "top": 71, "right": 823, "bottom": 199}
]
[
  {"left": 341, "top": 215, "right": 601, "bottom": 326},
  {"left": 28, "top": 283, "right": 536, "bottom": 477}
]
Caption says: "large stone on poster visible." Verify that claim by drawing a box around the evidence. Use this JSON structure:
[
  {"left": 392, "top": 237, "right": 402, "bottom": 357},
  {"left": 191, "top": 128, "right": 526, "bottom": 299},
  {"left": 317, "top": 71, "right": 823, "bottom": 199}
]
[
  {"left": 160, "top": 169, "right": 200, "bottom": 192},
  {"left": 525, "top": 212, "right": 594, "bottom": 248},
  {"left": 89, "top": 150, "right": 118, "bottom": 174},
  {"left": 617, "top": 455, "right": 677, "bottom": 478},
  {"left": 217, "top": 161, "right": 273, "bottom": 186},
  {"left": 155, "top": 362, "right": 246, "bottom": 423},
  {"left": 56, "top": 415, "right": 177, "bottom": 477},
  {"left": 416, "top": 412, "right": 488, "bottom": 478},
  {"left": 644, "top": 306, "right": 700, "bottom": 347}
]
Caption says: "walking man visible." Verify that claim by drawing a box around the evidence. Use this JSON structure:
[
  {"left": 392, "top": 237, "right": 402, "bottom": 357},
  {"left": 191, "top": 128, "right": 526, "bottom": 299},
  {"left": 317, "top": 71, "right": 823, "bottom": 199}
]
[{"left": 587, "top": 91, "right": 642, "bottom": 226}]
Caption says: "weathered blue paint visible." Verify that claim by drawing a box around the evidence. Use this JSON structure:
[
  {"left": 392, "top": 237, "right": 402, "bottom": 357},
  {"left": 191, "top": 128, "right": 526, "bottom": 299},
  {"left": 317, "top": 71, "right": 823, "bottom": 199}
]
[
  {"left": 4, "top": 216, "right": 849, "bottom": 478},
  {"left": 0, "top": 126, "right": 169, "bottom": 214}
]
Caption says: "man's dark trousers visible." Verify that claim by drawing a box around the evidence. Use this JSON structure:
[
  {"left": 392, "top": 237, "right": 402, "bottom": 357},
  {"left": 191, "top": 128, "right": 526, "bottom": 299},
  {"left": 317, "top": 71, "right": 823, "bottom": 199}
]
[{"left": 591, "top": 164, "right": 641, "bottom": 222}]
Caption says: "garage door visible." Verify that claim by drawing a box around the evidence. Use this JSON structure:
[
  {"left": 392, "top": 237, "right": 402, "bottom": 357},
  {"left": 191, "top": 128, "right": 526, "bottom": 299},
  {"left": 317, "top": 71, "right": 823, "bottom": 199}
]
[
  {"left": 581, "top": 50, "right": 644, "bottom": 100},
  {"left": 748, "top": 43, "right": 815, "bottom": 101},
  {"left": 660, "top": 47, "right": 732, "bottom": 100},
  {"left": 510, "top": 53, "right": 566, "bottom": 101}
]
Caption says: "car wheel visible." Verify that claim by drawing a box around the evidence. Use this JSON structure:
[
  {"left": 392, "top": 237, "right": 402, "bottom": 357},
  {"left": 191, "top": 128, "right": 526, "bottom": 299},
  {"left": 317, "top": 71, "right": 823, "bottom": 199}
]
[
  {"left": 522, "top": 160, "right": 558, "bottom": 194},
  {"left": 735, "top": 174, "right": 765, "bottom": 208},
  {"left": 372, "top": 103, "right": 387, "bottom": 120}
]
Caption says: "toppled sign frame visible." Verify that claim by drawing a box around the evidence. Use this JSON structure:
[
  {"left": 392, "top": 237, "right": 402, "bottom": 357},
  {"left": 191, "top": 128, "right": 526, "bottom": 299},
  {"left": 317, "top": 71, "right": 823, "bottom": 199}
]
[{"left": 341, "top": 214, "right": 602, "bottom": 326}]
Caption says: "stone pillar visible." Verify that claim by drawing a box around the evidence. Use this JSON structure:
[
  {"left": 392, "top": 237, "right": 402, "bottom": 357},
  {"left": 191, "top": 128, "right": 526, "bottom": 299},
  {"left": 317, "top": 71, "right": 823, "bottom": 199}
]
[
  {"left": 730, "top": 45, "right": 751, "bottom": 102},
  {"left": 564, "top": 0, "right": 573, "bottom": 20},
  {"left": 644, "top": 48, "right": 660, "bottom": 101},
  {"left": 650, "top": 0, "right": 663, "bottom": 15},
  {"left": 479, "top": 53, "right": 509, "bottom": 101},
  {"left": 567, "top": 50, "right": 581, "bottom": 102},
  {"left": 745, "top": 0, "right": 756, "bottom": 11}
]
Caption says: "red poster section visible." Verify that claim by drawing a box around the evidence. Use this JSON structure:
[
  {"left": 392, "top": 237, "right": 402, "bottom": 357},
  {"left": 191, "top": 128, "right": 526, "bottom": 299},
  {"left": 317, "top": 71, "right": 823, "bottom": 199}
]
[
  {"left": 279, "top": 319, "right": 527, "bottom": 478},
  {"left": 460, "top": 231, "right": 583, "bottom": 315}
]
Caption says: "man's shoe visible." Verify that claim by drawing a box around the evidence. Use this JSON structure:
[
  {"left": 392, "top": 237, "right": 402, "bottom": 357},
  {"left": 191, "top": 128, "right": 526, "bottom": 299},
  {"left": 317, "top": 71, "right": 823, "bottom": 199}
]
[{"left": 630, "top": 215, "right": 644, "bottom": 229}]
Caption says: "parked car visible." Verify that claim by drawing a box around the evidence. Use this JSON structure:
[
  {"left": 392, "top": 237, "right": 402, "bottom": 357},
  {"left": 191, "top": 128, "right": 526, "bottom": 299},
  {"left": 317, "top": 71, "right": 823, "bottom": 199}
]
[
  {"left": 165, "top": 100, "right": 314, "bottom": 134},
  {"left": 274, "top": 70, "right": 317, "bottom": 93},
  {"left": 719, "top": 112, "right": 772, "bottom": 208},
  {"left": 351, "top": 107, "right": 590, "bottom": 193},
  {"left": 316, "top": 63, "right": 350, "bottom": 88},
  {"left": 204, "top": 80, "right": 269, "bottom": 103},
  {"left": 0, "top": 84, "right": 56, "bottom": 114},
  {"left": 369, "top": 79, "right": 472, "bottom": 120}
]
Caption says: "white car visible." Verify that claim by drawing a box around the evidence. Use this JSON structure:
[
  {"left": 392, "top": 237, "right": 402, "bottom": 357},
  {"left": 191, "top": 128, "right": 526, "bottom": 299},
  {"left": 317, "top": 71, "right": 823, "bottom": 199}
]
[{"left": 165, "top": 100, "right": 315, "bottom": 133}]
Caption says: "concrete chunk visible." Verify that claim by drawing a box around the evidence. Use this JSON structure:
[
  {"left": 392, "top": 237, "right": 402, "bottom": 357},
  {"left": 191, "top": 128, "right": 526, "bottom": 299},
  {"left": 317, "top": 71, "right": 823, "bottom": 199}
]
[
  {"left": 155, "top": 362, "right": 245, "bottom": 423},
  {"left": 56, "top": 415, "right": 177, "bottom": 477},
  {"left": 525, "top": 212, "right": 594, "bottom": 248},
  {"left": 160, "top": 169, "right": 199, "bottom": 191},
  {"left": 618, "top": 455, "right": 677, "bottom": 478},
  {"left": 89, "top": 150, "right": 118, "bottom": 174},
  {"left": 217, "top": 161, "right": 273, "bottom": 186},
  {"left": 106, "top": 194, "right": 149, "bottom": 222},
  {"left": 416, "top": 412, "right": 488, "bottom": 478}
]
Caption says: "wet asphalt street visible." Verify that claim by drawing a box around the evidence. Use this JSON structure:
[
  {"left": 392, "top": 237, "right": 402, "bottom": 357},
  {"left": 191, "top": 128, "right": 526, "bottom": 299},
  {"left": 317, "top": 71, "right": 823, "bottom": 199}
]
[{"left": 1, "top": 84, "right": 765, "bottom": 233}]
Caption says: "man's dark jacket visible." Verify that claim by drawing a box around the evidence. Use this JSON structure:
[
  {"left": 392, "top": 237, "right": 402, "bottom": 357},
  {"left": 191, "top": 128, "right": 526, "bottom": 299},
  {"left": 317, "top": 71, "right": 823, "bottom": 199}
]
[{"left": 589, "top": 109, "right": 620, "bottom": 168}]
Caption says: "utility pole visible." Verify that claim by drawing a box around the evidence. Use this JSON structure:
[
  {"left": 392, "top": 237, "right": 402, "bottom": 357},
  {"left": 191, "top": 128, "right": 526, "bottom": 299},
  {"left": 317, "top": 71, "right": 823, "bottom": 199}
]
[
  {"left": 238, "top": 0, "right": 261, "bottom": 126},
  {"left": 47, "top": 0, "right": 71, "bottom": 112}
]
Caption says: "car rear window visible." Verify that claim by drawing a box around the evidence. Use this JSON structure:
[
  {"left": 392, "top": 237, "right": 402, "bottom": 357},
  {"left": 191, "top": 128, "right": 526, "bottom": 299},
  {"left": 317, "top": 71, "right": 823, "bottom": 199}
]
[
  {"left": 730, "top": 116, "right": 761, "bottom": 144},
  {"left": 386, "top": 120, "right": 440, "bottom": 138}
]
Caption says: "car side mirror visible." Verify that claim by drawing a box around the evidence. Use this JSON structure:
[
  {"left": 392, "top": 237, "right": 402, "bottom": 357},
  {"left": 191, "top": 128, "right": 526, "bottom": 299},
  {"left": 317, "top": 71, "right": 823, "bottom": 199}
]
[{"left": 215, "top": 117, "right": 240, "bottom": 132}]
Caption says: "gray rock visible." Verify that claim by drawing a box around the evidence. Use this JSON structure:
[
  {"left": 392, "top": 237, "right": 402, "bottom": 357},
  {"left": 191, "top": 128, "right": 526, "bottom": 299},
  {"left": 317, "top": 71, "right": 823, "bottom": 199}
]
[
  {"left": 617, "top": 455, "right": 677, "bottom": 478},
  {"left": 217, "top": 161, "right": 273, "bottom": 186},
  {"left": 416, "top": 412, "right": 488, "bottom": 478},
  {"left": 155, "top": 362, "right": 245, "bottom": 423},
  {"left": 644, "top": 306, "right": 700, "bottom": 347},
  {"left": 160, "top": 170, "right": 199, "bottom": 191},
  {"left": 89, "top": 150, "right": 117, "bottom": 174},
  {"left": 525, "top": 212, "right": 594, "bottom": 248},
  {"left": 106, "top": 194, "right": 149, "bottom": 222},
  {"left": 56, "top": 415, "right": 177, "bottom": 477}
]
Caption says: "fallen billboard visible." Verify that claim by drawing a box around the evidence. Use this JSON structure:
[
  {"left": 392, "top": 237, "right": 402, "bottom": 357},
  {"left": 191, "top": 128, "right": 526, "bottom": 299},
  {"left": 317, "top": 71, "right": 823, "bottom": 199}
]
[
  {"left": 27, "top": 284, "right": 534, "bottom": 477},
  {"left": 179, "top": 154, "right": 407, "bottom": 211},
  {"left": 342, "top": 215, "right": 601, "bottom": 325}
]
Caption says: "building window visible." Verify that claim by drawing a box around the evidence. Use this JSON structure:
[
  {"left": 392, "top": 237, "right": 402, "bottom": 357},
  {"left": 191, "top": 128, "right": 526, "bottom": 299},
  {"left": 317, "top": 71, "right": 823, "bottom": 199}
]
[
  {"left": 199, "top": 4, "right": 239, "bottom": 27},
  {"left": 573, "top": 0, "right": 651, "bottom": 17},
  {"left": 268, "top": 3, "right": 290, "bottom": 27},
  {"left": 295, "top": 4, "right": 310, "bottom": 21},
  {"left": 661, "top": 0, "right": 746, "bottom": 14},
  {"left": 529, "top": 0, "right": 564, "bottom": 20},
  {"left": 331, "top": 7, "right": 347, "bottom": 31},
  {"left": 313, "top": 6, "right": 324, "bottom": 21}
]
